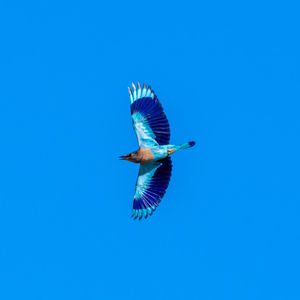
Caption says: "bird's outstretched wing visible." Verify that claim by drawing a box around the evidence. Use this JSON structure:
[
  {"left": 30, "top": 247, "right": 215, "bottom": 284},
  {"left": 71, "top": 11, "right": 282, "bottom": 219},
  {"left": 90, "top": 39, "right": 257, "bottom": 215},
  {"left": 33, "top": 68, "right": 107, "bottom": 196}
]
[
  {"left": 132, "top": 157, "right": 172, "bottom": 220},
  {"left": 128, "top": 83, "right": 170, "bottom": 148}
]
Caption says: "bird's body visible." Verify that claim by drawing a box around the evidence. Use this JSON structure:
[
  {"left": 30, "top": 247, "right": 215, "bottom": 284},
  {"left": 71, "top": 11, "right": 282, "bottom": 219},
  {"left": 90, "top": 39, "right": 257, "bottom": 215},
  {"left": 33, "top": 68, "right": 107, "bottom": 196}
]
[
  {"left": 120, "top": 82, "right": 195, "bottom": 220},
  {"left": 125, "top": 144, "right": 194, "bottom": 164}
]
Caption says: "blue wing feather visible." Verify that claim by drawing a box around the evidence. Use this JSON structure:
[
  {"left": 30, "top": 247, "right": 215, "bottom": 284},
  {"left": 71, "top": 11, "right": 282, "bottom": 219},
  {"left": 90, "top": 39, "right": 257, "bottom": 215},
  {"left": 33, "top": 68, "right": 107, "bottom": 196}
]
[
  {"left": 130, "top": 84, "right": 170, "bottom": 147},
  {"left": 132, "top": 157, "right": 172, "bottom": 219}
]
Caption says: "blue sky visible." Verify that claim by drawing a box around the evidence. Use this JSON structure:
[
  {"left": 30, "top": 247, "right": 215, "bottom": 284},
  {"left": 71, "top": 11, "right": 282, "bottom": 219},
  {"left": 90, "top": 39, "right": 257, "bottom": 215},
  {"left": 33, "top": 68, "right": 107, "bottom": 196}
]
[{"left": 0, "top": 1, "right": 299, "bottom": 299}]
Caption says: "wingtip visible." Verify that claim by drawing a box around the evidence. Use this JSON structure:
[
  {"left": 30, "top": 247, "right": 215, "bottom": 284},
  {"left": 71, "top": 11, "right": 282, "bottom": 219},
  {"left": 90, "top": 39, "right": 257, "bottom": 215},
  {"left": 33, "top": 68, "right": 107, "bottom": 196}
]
[{"left": 131, "top": 208, "right": 155, "bottom": 220}]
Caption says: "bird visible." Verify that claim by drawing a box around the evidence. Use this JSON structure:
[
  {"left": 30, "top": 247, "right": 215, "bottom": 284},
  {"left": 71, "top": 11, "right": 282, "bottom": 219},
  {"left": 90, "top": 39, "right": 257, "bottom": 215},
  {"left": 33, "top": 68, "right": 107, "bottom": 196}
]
[{"left": 120, "top": 82, "right": 195, "bottom": 220}]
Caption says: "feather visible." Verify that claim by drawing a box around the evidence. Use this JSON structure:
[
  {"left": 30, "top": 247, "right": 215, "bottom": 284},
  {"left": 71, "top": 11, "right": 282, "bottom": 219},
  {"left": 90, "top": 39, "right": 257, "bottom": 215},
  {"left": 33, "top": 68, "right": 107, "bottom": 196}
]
[
  {"left": 132, "top": 83, "right": 137, "bottom": 100},
  {"left": 137, "top": 82, "right": 141, "bottom": 99},
  {"left": 128, "top": 87, "right": 133, "bottom": 103},
  {"left": 146, "top": 86, "right": 151, "bottom": 97},
  {"left": 132, "top": 157, "right": 172, "bottom": 220},
  {"left": 142, "top": 83, "right": 147, "bottom": 97}
]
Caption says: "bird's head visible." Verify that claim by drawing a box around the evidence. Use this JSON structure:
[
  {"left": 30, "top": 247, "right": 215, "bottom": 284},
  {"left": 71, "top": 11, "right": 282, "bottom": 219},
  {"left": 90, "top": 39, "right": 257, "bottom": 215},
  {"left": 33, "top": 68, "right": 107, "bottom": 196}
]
[{"left": 119, "top": 151, "right": 141, "bottom": 163}]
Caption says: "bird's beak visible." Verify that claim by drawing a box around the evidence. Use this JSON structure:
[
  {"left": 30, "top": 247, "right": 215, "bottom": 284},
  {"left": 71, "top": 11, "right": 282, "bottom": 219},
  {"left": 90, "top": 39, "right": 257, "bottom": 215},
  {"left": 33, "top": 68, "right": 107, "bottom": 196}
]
[{"left": 119, "top": 154, "right": 130, "bottom": 160}]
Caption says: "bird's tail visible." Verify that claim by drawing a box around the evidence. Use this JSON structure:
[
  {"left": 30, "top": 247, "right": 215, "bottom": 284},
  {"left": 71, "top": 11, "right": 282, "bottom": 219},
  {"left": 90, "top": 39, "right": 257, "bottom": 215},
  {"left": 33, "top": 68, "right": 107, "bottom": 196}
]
[{"left": 175, "top": 141, "right": 196, "bottom": 151}]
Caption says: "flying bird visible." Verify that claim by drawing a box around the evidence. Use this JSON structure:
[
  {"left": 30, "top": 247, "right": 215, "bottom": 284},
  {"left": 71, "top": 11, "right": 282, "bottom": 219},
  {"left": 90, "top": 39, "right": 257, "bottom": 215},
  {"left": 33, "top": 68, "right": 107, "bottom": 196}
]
[{"left": 120, "top": 82, "right": 195, "bottom": 220}]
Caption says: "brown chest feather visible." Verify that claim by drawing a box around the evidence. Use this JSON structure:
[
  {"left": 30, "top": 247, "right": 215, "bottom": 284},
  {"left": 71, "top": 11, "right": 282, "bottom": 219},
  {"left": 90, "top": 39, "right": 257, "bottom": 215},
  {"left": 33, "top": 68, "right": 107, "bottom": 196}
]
[{"left": 137, "top": 148, "right": 154, "bottom": 163}]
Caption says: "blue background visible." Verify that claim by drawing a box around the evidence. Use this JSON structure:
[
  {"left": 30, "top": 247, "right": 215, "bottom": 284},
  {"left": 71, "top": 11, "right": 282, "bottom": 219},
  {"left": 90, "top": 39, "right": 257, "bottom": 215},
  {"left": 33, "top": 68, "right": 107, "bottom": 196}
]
[{"left": 0, "top": 1, "right": 299, "bottom": 299}]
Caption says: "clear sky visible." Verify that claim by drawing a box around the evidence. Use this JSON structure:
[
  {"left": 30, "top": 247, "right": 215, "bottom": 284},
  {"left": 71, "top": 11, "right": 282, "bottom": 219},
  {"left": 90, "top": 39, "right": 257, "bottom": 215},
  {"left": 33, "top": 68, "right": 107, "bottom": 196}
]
[{"left": 0, "top": 1, "right": 299, "bottom": 299}]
